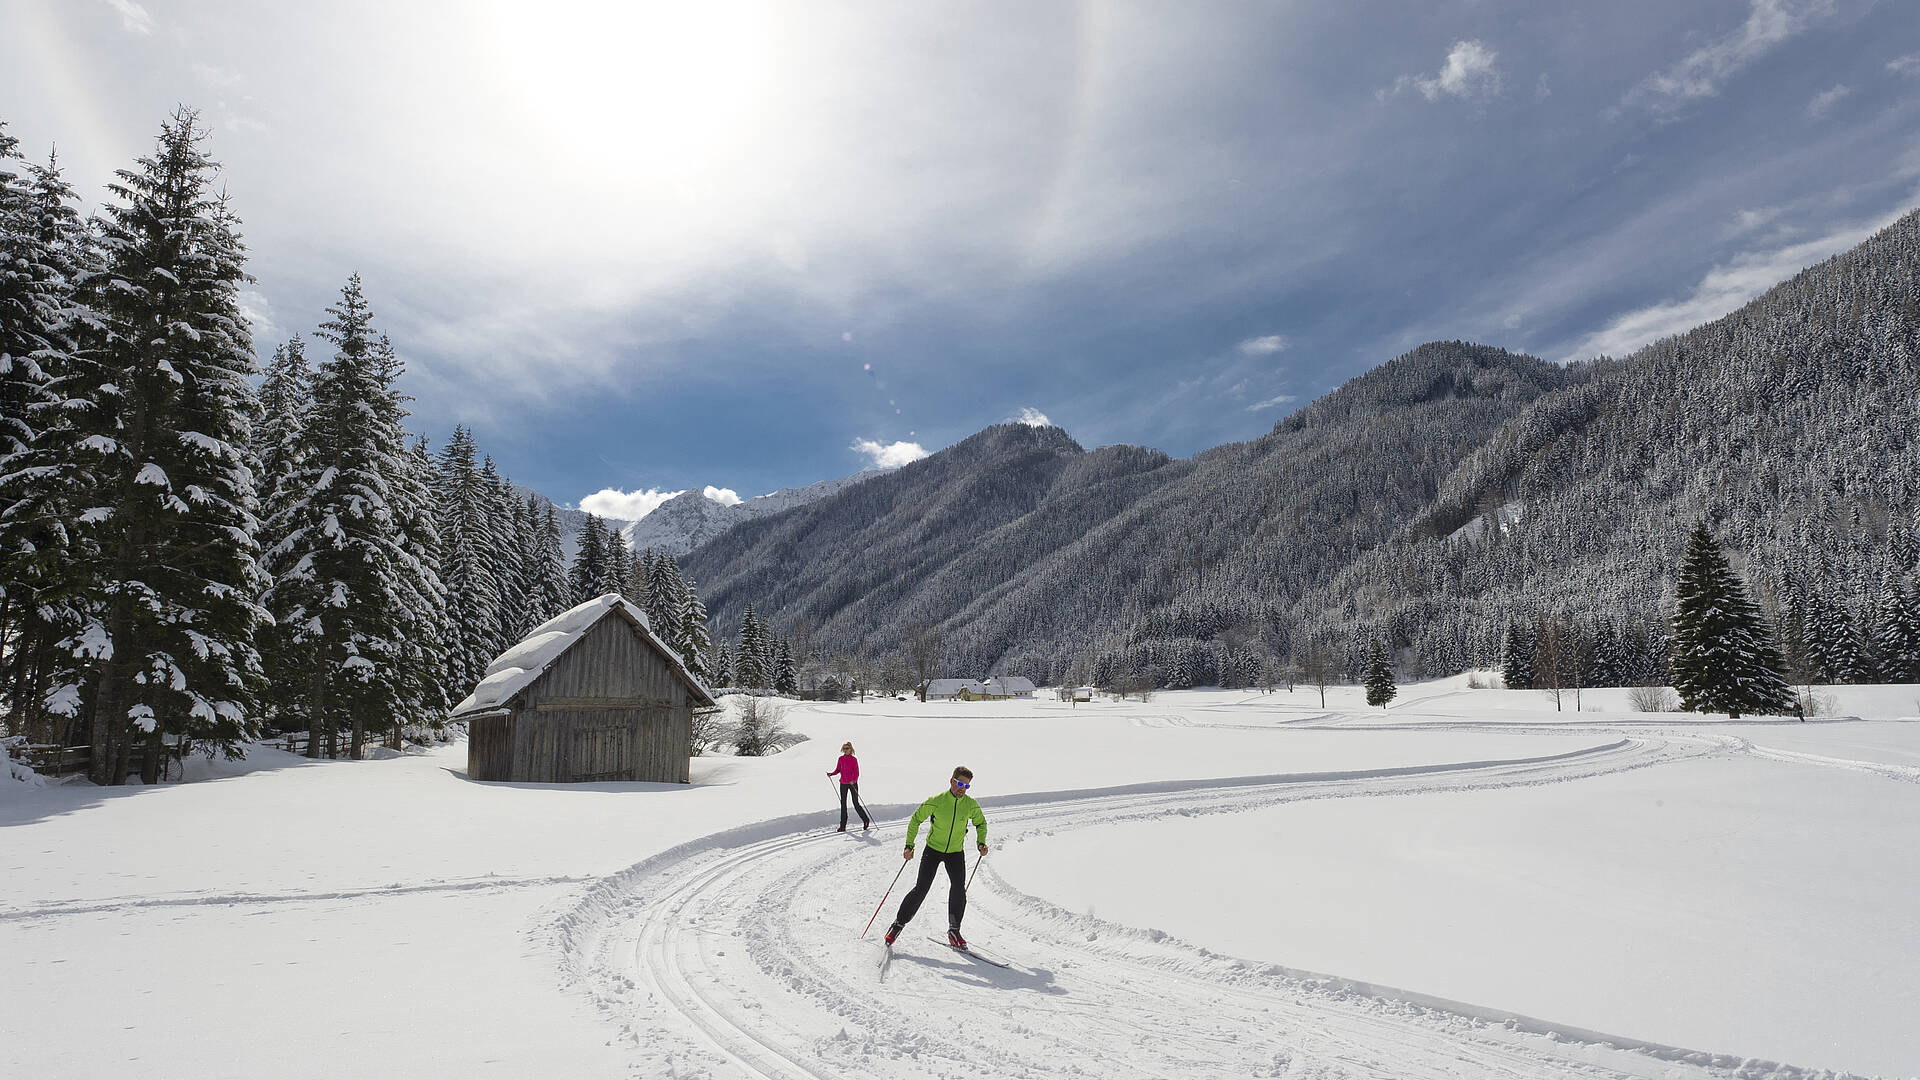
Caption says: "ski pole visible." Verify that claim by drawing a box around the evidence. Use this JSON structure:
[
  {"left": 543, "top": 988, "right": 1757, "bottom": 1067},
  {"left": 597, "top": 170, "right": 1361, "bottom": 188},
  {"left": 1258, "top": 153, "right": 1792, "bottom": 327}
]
[
  {"left": 861, "top": 856, "right": 910, "bottom": 939},
  {"left": 965, "top": 851, "right": 985, "bottom": 894}
]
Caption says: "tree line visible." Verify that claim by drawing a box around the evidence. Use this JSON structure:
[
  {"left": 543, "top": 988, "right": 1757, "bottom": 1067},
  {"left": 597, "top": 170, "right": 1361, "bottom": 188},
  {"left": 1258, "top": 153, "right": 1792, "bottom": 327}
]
[{"left": 0, "top": 110, "right": 817, "bottom": 783}]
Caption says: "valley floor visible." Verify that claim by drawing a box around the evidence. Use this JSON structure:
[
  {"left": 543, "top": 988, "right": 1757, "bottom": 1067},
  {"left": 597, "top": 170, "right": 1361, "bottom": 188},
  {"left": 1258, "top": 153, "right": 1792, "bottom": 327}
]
[{"left": 2, "top": 680, "right": 1916, "bottom": 1079}]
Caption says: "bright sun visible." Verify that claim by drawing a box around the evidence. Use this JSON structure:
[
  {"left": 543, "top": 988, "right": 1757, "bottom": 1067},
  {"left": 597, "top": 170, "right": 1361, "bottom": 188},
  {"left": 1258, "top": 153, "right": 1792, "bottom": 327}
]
[{"left": 484, "top": 2, "right": 776, "bottom": 183}]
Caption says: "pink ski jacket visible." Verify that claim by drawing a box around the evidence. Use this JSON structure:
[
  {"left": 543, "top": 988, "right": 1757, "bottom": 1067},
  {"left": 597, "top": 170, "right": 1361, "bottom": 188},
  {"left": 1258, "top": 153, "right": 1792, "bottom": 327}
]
[{"left": 829, "top": 754, "right": 860, "bottom": 785}]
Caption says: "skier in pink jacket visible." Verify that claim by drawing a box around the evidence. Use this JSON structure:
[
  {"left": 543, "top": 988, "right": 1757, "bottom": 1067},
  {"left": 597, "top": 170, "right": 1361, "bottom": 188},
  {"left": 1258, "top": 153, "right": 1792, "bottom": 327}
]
[{"left": 827, "top": 741, "right": 872, "bottom": 832}]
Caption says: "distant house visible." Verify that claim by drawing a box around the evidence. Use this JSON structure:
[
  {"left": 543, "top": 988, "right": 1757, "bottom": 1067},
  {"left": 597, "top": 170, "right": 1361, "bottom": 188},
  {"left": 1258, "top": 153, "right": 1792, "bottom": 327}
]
[
  {"left": 920, "top": 676, "right": 1037, "bottom": 702},
  {"left": 452, "top": 594, "right": 716, "bottom": 783},
  {"left": 923, "top": 679, "right": 981, "bottom": 701},
  {"left": 984, "top": 676, "right": 1036, "bottom": 699}
]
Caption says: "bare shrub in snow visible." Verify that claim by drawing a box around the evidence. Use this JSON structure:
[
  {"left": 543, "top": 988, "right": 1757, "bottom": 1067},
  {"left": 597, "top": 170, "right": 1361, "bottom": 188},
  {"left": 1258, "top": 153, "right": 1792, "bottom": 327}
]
[
  {"left": 1626, "top": 685, "right": 1678, "bottom": 712},
  {"left": 690, "top": 706, "right": 727, "bottom": 756},
  {"left": 733, "top": 696, "right": 790, "bottom": 757},
  {"left": 1796, "top": 688, "right": 1837, "bottom": 718}
]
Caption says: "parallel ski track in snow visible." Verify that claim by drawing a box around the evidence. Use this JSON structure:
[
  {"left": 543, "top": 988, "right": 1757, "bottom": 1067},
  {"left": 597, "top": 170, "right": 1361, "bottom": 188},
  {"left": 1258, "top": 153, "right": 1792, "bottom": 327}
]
[{"left": 548, "top": 732, "right": 1868, "bottom": 1080}]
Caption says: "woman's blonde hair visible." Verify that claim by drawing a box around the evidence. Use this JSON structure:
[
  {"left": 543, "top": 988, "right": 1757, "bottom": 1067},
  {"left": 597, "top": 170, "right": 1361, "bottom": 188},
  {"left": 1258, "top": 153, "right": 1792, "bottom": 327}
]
[{"left": 841, "top": 742, "right": 854, "bottom": 754}]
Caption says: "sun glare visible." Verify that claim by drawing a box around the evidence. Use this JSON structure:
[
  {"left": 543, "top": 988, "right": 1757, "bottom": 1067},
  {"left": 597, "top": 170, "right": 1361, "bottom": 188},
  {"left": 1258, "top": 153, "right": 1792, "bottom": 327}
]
[{"left": 485, "top": 2, "right": 775, "bottom": 185}]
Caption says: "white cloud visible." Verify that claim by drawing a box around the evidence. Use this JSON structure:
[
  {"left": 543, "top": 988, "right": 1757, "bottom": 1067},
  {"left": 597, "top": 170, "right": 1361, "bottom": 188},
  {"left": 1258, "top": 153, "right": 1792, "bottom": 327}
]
[
  {"left": 1382, "top": 40, "right": 1503, "bottom": 104},
  {"left": 850, "top": 438, "right": 928, "bottom": 469},
  {"left": 1890, "top": 54, "right": 1920, "bottom": 78},
  {"left": 580, "top": 487, "right": 683, "bottom": 521},
  {"left": 1556, "top": 208, "right": 1901, "bottom": 363},
  {"left": 702, "top": 485, "right": 742, "bottom": 506},
  {"left": 1731, "top": 205, "right": 1785, "bottom": 234},
  {"left": 103, "top": 0, "right": 153, "bottom": 35},
  {"left": 1010, "top": 407, "right": 1052, "bottom": 427},
  {"left": 1236, "top": 334, "right": 1288, "bottom": 356},
  {"left": 1246, "top": 393, "right": 1297, "bottom": 412},
  {"left": 1624, "top": 0, "right": 1836, "bottom": 115},
  {"left": 234, "top": 290, "right": 281, "bottom": 346},
  {"left": 1806, "top": 84, "right": 1851, "bottom": 118}
]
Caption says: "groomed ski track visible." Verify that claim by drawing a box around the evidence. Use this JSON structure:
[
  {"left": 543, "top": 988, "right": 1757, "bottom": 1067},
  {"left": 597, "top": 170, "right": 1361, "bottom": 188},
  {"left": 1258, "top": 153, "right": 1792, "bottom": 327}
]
[{"left": 548, "top": 732, "right": 1864, "bottom": 1079}]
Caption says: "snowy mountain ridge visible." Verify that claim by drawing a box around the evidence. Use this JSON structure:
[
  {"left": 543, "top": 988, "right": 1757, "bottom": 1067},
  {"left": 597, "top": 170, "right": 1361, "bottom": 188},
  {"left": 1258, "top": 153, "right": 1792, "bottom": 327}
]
[{"left": 619, "top": 472, "right": 879, "bottom": 556}]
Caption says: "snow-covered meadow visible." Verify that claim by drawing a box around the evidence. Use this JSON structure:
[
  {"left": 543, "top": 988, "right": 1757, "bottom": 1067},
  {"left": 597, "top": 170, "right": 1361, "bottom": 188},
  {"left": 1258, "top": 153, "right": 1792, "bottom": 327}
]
[{"left": 4, "top": 680, "right": 1917, "bottom": 1079}]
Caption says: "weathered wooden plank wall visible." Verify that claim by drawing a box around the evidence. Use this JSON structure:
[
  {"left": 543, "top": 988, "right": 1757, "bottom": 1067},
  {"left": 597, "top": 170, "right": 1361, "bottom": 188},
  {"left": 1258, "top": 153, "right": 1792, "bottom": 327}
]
[{"left": 478, "top": 613, "right": 694, "bottom": 783}]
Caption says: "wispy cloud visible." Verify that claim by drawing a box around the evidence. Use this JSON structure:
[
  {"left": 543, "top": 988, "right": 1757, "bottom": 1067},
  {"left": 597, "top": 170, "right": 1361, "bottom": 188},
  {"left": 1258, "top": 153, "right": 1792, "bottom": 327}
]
[
  {"left": 1623, "top": 0, "right": 1836, "bottom": 116},
  {"left": 1556, "top": 208, "right": 1901, "bottom": 363},
  {"left": 580, "top": 487, "right": 683, "bottom": 521},
  {"left": 1887, "top": 53, "right": 1920, "bottom": 78},
  {"left": 1381, "top": 40, "right": 1503, "bottom": 104},
  {"left": 103, "top": 0, "right": 153, "bottom": 35},
  {"left": 192, "top": 62, "right": 244, "bottom": 89},
  {"left": 1806, "top": 84, "right": 1851, "bottom": 118},
  {"left": 1009, "top": 407, "right": 1052, "bottom": 427},
  {"left": 850, "top": 438, "right": 927, "bottom": 469},
  {"left": 1237, "top": 334, "right": 1288, "bottom": 356},
  {"left": 1246, "top": 393, "right": 1297, "bottom": 412}
]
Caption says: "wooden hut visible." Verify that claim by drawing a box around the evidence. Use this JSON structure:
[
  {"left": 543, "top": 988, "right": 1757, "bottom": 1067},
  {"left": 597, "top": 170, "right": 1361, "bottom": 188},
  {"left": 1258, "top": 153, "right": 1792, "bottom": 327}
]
[{"left": 452, "top": 594, "right": 716, "bottom": 783}]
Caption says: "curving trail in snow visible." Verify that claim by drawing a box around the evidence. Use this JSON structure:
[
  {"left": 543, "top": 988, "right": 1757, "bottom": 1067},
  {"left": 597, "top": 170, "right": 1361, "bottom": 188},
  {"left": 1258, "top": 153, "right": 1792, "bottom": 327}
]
[{"left": 546, "top": 733, "right": 1864, "bottom": 1079}]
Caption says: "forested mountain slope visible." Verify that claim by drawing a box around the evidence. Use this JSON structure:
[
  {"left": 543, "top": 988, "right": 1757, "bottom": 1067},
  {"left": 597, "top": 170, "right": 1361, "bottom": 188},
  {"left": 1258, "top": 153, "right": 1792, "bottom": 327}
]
[
  {"left": 684, "top": 345, "right": 1573, "bottom": 682},
  {"left": 687, "top": 211, "right": 1920, "bottom": 690},
  {"left": 1307, "top": 208, "right": 1920, "bottom": 682}
]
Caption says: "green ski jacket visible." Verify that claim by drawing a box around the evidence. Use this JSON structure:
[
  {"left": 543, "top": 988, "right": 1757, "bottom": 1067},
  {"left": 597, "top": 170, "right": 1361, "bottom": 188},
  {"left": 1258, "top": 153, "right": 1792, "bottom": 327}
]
[{"left": 905, "top": 790, "right": 988, "bottom": 853}]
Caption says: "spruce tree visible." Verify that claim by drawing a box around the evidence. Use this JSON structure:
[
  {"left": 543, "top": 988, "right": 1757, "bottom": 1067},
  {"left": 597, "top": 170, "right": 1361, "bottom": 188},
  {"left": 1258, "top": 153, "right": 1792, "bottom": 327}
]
[
  {"left": 64, "top": 109, "right": 269, "bottom": 781},
  {"left": 1, "top": 131, "right": 92, "bottom": 741},
  {"left": 261, "top": 277, "right": 422, "bottom": 760},
  {"left": 569, "top": 514, "right": 609, "bottom": 605},
  {"left": 1363, "top": 640, "right": 1396, "bottom": 708},
  {"left": 1499, "top": 619, "right": 1534, "bottom": 689},
  {"left": 530, "top": 500, "right": 571, "bottom": 623},
  {"left": 774, "top": 636, "right": 798, "bottom": 695},
  {"left": 435, "top": 426, "right": 503, "bottom": 699},
  {"left": 1669, "top": 522, "right": 1795, "bottom": 718},
  {"left": 1871, "top": 573, "right": 1920, "bottom": 681},
  {"left": 735, "top": 604, "right": 767, "bottom": 689},
  {"left": 673, "top": 576, "right": 714, "bottom": 685}
]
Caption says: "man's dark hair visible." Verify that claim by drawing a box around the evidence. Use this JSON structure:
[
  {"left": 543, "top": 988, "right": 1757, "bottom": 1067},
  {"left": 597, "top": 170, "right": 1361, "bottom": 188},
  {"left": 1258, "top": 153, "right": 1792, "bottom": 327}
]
[{"left": 952, "top": 766, "right": 973, "bottom": 781}]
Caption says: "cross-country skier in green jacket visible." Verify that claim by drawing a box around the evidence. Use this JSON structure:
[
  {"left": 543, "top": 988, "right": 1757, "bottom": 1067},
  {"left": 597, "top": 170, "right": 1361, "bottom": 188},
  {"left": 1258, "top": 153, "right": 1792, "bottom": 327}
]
[{"left": 885, "top": 766, "right": 988, "bottom": 948}]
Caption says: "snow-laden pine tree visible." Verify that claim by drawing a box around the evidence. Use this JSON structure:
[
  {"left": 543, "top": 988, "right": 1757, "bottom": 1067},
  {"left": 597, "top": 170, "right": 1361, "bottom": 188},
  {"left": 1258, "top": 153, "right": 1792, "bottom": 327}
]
[
  {"left": 480, "top": 456, "right": 528, "bottom": 646},
  {"left": 261, "top": 276, "right": 428, "bottom": 759},
  {"left": 1669, "top": 522, "right": 1794, "bottom": 719},
  {"left": 569, "top": 514, "right": 610, "bottom": 605},
  {"left": 0, "top": 129, "right": 94, "bottom": 741},
  {"left": 673, "top": 576, "right": 714, "bottom": 686},
  {"left": 647, "top": 552, "right": 685, "bottom": 646},
  {"left": 251, "top": 337, "right": 313, "bottom": 736},
  {"left": 1871, "top": 573, "right": 1920, "bottom": 682},
  {"left": 435, "top": 426, "right": 503, "bottom": 700},
  {"left": 735, "top": 604, "right": 767, "bottom": 689},
  {"left": 60, "top": 110, "right": 269, "bottom": 782},
  {"left": 389, "top": 437, "right": 449, "bottom": 743},
  {"left": 710, "top": 638, "right": 734, "bottom": 689},
  {"left": 1363, "top": 640, "right": 1396, "bottom": 708},
  {"left": 1499, "top": 619, "right": 1534, "bottom": 689},
  {"left": 529, "top": 500, "right": 571, "bottom": 624},
  {"left": 773, "top": 636, "right": 797, "bottom": 695}
]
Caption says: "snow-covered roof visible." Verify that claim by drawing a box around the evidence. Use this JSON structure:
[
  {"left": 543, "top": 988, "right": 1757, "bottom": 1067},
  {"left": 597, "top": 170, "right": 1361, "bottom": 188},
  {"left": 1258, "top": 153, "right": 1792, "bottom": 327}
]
[
  {"left": 925, "top": 677, "right": 1036, "bottom": 697},
  {"left": 450, "top": 594, "right": 715, "bottom": 718}
]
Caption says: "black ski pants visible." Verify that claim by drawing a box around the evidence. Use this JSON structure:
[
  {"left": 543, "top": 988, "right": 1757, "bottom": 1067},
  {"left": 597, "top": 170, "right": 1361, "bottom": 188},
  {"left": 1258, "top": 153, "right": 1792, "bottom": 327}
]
[
  {"left": 838, "top": 782, "right": 871, "bottom": 829},
  {"left": 894, "top": 846, "right": 967, "bottom": 930}
]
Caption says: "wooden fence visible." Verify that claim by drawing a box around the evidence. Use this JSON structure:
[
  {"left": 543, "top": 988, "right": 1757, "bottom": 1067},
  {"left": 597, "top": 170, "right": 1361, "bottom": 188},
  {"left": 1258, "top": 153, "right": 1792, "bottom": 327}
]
[{"left": 5, "top": 739, "right": 189, "bottom": 779}]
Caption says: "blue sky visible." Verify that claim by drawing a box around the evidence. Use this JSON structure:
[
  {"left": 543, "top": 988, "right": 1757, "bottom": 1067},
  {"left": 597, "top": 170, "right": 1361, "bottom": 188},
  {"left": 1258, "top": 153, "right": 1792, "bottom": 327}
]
[{"left": 6, "top": 1, "right": 1919, "bottom": 518}]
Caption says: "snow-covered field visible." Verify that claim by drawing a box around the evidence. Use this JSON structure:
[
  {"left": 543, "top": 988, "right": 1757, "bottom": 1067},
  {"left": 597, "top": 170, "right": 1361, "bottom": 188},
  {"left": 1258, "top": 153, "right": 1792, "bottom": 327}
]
[{"left": 4, "top": 679, "right": 1917, "bottom": 1079}]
